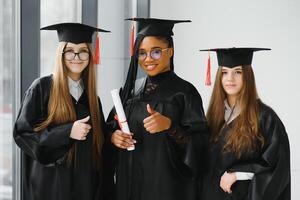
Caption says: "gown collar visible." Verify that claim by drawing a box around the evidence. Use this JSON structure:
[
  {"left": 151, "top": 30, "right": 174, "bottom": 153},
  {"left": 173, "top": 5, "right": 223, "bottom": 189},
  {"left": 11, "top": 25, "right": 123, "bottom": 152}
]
[
  {"left": 224, "top": 99, "right": 241, "bottom": 124},
  {"left": 68, "top": 76, "right": 84, "bottom": 101},
  {"left": 147, "top": 70, "right": 173, "bottom": 84}
]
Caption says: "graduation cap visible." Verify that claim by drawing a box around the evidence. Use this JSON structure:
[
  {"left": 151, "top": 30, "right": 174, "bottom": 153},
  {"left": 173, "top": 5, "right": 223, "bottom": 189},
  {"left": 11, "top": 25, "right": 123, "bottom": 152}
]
[
  {"left": 125, "top": 18, "right": 191, "bottom": 56},
  {"left": 40, "top": 22, "right": 110, "bottom": 44},
  {"left": 125, "top": 18, "right": 191, "bottom": 36},
  {"left": 41, "top": 23, "right": 110, "bottom": 64},
  {"left": 200, "top": 47, "right": 271, "bottom": 85},
  {"left": 200, "top": 47, "right": 271, "bottom": 67}
]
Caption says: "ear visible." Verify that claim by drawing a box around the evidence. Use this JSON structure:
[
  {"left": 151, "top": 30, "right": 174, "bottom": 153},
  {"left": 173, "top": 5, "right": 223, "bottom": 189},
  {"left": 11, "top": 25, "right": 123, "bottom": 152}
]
[{"left": 168, "top": 47, "right": 174, "bottom": 58}]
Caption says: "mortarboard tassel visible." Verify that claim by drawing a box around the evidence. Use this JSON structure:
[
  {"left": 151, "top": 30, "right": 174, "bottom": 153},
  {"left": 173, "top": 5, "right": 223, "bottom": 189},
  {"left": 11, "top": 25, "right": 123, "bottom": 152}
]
[
  {"left": 94, "top": 32, "right": 100, "bottom": 65},
  {"left": 205, "top": 52, "right": 211, "bottom": 86},
  {"left": 130, "top": 22, "right": 135, "bottom": 57}
]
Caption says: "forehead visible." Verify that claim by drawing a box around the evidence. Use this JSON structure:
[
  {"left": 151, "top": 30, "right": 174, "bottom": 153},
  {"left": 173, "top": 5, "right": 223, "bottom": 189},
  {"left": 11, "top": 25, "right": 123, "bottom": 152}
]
[
  {"left": 65, "top": 42, "right": 88, "bottom": 49},
  {"left": 221, "top": 66, "right": 243, "bottom": 70},
  {"left": 139, "top": 36, "right": 168, "bottom": 49}
]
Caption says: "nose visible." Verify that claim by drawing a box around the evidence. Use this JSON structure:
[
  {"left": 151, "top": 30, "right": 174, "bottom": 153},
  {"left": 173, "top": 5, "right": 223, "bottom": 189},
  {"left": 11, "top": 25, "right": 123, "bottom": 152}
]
[
  {"left": 227, "top": 72, "right": 234, "bottom": 81},
  {"left": 144, "top": 52, "right": 154, "bottom": 62},
  {"left": 74, "top": 53, "right": 80, "bottom": 60}
]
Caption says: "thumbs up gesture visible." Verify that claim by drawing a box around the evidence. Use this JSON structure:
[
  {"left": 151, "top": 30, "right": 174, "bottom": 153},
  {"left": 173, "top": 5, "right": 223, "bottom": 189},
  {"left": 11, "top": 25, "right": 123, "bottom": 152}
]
[
  {"left": 70, "top": 116, "right": 92, "bottom": 140},
  {"left": 143, "top": 104, "right": 172, "bottom": 134}
]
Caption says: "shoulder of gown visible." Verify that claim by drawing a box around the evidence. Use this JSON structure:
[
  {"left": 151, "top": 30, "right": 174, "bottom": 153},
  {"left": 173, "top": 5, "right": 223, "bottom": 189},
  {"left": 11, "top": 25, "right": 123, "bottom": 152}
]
[{"left": 14, "top": 74, "right": 74, "bottom": 165}]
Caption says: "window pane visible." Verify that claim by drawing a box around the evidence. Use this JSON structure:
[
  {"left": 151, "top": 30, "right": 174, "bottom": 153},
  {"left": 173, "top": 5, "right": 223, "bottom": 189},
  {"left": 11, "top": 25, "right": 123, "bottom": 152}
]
[
  {"left": 0, "top": 1, "right": 15, "bottom": 200},
  {"left": 40, "top": 0, "right": 81, "bottom": 76}
]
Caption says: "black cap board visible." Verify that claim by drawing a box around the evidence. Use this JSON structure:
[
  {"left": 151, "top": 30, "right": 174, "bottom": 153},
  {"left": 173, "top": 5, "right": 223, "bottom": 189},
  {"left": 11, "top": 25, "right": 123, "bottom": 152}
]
[
  {"left": 41, "top": 22, "right": 110, "bottom": 44},
  {"left": 200, "top": 47, "right": 271, "bottom": 67},
  {"left": 125, "top": 18, "right": 191, "bottom": 36}
]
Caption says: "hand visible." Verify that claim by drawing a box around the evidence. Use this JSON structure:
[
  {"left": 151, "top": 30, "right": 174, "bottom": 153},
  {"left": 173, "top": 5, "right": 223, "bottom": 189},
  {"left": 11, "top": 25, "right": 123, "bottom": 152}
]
[
  {"left": 70, "top": 116, "right": 91, "bottom": 140},
  {"left": 143, "top": 104, "right": 171, "bottom": 134},
  {"left": 220, "top": 171, "right": 237, "bottom": 193},
  {"left": 111, "top": 130, "right": 136, "bottom": 149}
]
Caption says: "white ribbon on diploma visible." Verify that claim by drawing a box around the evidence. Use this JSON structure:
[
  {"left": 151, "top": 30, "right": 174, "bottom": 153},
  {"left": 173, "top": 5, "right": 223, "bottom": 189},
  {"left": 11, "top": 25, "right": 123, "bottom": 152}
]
[{"left": 111, "top": 89, "right": 135, "bottom": 151}]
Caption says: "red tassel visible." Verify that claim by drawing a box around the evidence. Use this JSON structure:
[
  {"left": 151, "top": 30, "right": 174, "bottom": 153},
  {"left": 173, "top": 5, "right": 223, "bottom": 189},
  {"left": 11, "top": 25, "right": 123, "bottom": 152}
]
[
  {"left": 130, "top": 23, "right": 135, "bottom": 56},
  {"left": 205, "top": 52, "right": 211, "bottom": 86},
  {"left": 94, "top": 33, "right": 100, "bottom": 65}
]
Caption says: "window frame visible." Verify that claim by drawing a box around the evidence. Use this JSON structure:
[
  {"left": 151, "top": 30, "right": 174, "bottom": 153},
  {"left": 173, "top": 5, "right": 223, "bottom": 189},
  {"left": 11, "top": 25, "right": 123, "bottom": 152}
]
[{"left": 17, "top": 1, "right": 98, "bottom": 200}]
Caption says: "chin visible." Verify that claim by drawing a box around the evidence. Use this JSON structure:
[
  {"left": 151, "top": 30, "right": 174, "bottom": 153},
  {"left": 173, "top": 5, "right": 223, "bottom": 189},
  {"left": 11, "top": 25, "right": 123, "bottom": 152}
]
[
  {"left": 145, "top": 69, "right": 169, "bottom": 77},
  {"left": 146, "top": 72, "right": 157, "bottom": 76},
  {"left": 70, "top": 66, "right": 86, "bottom": 72},
  {"left": 70, "top": 69, "right": 84, "bottom": 74},
  {"left": 142, "top": 67, "right": 157, "bottom": 76},
  {"left": 225, "top": 89, "right": 239, "bottom": 96},
  {"left": 147, "top": 70, "right": 163, "bottom": 77}
]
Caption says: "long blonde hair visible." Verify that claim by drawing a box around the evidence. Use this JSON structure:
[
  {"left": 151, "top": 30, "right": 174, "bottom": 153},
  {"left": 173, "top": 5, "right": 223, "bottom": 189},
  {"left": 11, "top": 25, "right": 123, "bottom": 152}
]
[
  {"left": 206, "top": 65, "right": 264, "bottom": 157},
  {"left": 35, "top": 42, "right": 103, "bottom": 168}
]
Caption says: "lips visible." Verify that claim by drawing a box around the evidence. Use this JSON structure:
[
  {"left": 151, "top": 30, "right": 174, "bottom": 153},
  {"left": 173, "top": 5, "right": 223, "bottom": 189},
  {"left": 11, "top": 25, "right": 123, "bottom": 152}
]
[
  {"left": 145, "top": 64, "right": 157, "bottom": 71},
  {"left": 226, "top": 84, "right": 236, "bottom": 87},
  {"left": 224, "top": 84, "right": 238, "bottom": 90}
]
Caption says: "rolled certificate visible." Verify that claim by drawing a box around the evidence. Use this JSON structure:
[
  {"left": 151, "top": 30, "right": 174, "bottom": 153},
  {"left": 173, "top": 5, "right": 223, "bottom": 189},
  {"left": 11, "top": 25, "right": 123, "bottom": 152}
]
[{"left": 111, "top": 89, "right": 135, "bottom": 151}]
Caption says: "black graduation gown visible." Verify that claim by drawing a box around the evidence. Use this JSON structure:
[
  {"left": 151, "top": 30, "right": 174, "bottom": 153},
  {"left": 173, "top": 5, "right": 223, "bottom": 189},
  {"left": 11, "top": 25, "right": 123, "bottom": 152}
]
[
  {"left": 13, "top": 75, "right": 105, "bottom": 200},
  {"left": 202, "top": 100, "right": 290, "bottom": 200},
  {"left": 107, "top": 71, "right": 209, "bottom": 200}
]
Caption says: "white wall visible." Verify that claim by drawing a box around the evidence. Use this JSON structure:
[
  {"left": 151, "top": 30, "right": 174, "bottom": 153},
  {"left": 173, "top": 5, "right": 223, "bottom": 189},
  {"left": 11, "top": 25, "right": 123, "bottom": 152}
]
[
  {"left": 150, "top": 0, "right": 299, "bottom": 199},
  {"left": 97, "top": 0, "right": 135, "bottom": 117}
]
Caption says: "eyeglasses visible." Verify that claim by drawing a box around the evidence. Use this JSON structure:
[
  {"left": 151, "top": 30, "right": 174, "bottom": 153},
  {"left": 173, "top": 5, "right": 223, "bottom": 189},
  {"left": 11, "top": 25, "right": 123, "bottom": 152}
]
[
  {"left": 137, "top": 48, "right": 169, "bottom": 61},
  {"left": 63, "top": 50, "right": 90, "bottom": 61}
]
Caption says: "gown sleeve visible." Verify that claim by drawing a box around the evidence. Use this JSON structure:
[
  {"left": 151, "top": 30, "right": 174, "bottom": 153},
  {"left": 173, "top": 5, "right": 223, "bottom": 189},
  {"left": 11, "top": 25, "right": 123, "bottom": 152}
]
[
  {"left": 165, "top": 85, "right": 209, "bottom": 178},
  {"left": 13, "top": 79, "right": 74, "bottom": 165},
  {"left": 95, "top": 98, "right": 115, "bottom": 200},
  {"left": 102, "top": 104, "right": 119, "bottom": 200},
  {"left": 228, "top": 105, "right": 291, "bottom": 200}
]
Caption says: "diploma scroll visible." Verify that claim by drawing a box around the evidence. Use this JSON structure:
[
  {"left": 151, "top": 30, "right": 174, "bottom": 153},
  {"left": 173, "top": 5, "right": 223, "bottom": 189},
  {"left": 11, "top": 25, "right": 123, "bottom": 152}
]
[{"left": 111, "top": 89, "right": 135, "bottom": 151}]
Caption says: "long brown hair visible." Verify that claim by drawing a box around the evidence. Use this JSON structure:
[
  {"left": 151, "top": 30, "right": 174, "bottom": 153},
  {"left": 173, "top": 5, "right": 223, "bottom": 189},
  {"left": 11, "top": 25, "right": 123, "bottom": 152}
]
[
  {"left": 35, "top": 42, "right": 103, "bottom": 168},
  {"left": 206, "top": 65, "right": 264, "bottom": 157}
]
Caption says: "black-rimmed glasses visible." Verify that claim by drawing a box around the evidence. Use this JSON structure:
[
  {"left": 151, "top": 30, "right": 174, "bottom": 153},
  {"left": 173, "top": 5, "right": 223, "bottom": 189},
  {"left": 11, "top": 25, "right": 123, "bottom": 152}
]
[{"left": 63, "top": 50, "right": 90, "bottom": 61}]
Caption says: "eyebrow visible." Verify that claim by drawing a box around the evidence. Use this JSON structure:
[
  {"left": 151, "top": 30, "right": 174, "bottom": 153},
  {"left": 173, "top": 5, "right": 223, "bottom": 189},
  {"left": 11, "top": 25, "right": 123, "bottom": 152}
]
[
  {"left": 221, "top": 68, "right": 242, "bottom": 71},
  {"left": 65, "top": 47, "right": 89, "bottom": 51},
  {"left": 139, "top": 46, "right": 165, "bottom": 50}
]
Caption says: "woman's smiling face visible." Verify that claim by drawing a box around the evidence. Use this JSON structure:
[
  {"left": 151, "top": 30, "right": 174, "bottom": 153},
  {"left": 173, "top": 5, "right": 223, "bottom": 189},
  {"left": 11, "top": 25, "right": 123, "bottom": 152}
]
[
  {"left": 137, "top": 36, "right": 173, "bottom": 76},
  {"left": 64, "top": 42, "right": 90, "bottom": 80}
]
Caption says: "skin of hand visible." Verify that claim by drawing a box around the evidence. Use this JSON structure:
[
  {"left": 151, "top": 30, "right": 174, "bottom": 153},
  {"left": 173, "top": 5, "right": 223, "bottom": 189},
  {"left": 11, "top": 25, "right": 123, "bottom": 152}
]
[
  {"left": 70, "top": 116, "right": 91, "bottom": 140},
  {"left": 220, "top": 171, "right": 237, "bottom": 193},
  {"left": 111, "top": 130, "right": 136, "bottom": 149},
  {"left": 143, "top": 104, "right": 171, "bottom": 134}
]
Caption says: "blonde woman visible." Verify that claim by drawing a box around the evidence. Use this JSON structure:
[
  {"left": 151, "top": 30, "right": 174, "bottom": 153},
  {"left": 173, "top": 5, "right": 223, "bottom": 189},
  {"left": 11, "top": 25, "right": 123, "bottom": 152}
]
[{"left": 14, "top": 23, "right": 109, "bottom": 200}]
